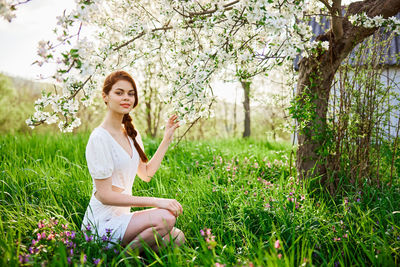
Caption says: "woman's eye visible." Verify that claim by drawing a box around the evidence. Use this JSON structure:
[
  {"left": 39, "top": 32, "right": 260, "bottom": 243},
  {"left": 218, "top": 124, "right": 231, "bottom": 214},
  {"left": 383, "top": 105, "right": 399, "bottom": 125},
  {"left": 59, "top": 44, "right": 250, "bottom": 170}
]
[{"left": 129, "top": 93, "right": 135, "bottom": 96}]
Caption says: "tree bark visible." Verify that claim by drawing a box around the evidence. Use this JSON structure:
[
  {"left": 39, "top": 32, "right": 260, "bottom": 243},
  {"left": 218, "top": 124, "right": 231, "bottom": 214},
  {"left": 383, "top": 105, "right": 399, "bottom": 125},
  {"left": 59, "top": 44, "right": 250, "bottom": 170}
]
[
  {"left": 242, "top": 80, "right": 251, "bottom": 138},
  {"left": 295, "top": 0, "right": 400, "bottom": 184}
]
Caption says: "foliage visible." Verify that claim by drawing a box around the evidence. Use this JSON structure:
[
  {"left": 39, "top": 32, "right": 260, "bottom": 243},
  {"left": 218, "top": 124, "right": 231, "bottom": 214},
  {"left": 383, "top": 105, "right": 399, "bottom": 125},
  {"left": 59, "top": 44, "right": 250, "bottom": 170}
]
[{"left": 24, "top": 0, "right": 338, "bottom": 132}]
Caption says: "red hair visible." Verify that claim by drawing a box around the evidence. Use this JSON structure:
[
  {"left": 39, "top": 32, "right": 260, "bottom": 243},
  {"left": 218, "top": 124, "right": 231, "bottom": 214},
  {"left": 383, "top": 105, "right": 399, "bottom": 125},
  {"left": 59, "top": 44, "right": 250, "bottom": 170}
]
[{"left": 102, "top": 70, "right": 148, "bottom": 162}]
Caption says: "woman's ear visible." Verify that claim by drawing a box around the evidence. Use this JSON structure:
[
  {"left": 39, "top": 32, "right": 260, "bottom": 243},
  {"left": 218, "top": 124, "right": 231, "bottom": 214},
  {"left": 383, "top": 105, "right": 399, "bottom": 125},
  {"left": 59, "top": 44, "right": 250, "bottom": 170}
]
[{"left": 102, "top": 92, "right": 108, "bottom": 104}]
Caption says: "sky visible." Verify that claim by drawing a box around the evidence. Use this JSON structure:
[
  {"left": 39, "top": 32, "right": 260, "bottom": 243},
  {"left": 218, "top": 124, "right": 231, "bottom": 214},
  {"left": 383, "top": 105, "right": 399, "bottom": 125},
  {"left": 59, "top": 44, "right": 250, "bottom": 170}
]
[{"left": 0, "top": 0, "right": 76, "bottom": 80}]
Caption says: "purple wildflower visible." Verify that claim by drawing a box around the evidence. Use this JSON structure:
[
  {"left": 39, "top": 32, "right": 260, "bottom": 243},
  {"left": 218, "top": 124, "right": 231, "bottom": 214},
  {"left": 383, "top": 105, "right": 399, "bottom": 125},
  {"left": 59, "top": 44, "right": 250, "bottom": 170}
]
[
  {"left": 84, "top": 233, "right": 93, "bottom": 242},
  {"left": 93, "top": 258, "right": 100, "bottom": 265},
  {"left": 200, "top": 229, "right": 205, "bottom": 236},
  {"left": 85, "top": 224, "right": 91, "bottom": 231},
  {"left": 105, "top": 228, "right": 112, "bottom": 234},
  {"left": 101, "top": 235, "right": 108, "bottom": 242},
  {"left": 114, "top": 249, "right": 119, "bottom": 254},
  {"left": 70, "top": 231, "right": 76, "bottom": 239}
]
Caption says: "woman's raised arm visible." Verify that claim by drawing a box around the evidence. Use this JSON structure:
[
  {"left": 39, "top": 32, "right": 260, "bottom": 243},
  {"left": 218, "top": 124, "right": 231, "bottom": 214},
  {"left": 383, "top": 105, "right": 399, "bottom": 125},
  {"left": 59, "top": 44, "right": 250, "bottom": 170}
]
[{"left": 136, "top": 115, "right": 180, "bottom": 182}]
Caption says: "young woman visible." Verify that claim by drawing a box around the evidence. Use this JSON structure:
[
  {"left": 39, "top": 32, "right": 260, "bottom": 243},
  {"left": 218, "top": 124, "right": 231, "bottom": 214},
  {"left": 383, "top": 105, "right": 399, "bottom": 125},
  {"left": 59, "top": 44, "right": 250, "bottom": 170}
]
[{"left": 81, "top": 70, "right": 184, "bottom": 252}]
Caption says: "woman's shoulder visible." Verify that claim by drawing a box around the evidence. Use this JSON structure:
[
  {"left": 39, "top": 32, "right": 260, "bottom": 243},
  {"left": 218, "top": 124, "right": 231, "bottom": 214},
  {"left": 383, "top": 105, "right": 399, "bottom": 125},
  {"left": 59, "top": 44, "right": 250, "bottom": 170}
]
[{"left": 87, "top": 127, "right": 108, "bottom": 143}]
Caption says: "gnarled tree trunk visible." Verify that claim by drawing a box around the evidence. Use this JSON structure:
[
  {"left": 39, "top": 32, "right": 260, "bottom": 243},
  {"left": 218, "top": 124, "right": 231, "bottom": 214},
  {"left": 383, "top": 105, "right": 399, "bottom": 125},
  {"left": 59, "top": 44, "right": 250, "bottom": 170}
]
[{"left": 295, "top": 0, "right": 400, "bottom": 190}]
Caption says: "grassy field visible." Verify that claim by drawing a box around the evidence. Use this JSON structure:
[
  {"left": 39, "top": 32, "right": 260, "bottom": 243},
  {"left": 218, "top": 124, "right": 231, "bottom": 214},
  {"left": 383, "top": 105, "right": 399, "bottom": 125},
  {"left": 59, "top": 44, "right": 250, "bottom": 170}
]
[{"left": 0, "top": 132, "right": 399, "bottom": 266}]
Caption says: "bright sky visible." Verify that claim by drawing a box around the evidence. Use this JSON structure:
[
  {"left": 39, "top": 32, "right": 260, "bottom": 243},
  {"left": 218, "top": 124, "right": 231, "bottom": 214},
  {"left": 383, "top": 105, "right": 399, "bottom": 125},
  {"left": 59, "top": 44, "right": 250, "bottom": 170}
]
[{"left": 0, "top": 0, "right": 76, "bottom": 80}]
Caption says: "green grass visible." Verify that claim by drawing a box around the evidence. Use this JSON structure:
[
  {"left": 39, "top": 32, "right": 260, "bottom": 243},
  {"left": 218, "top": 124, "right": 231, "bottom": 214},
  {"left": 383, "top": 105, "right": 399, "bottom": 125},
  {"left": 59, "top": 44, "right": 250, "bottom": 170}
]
[{"left": 0, "top": 132, "right": 399, "bottom": 266}]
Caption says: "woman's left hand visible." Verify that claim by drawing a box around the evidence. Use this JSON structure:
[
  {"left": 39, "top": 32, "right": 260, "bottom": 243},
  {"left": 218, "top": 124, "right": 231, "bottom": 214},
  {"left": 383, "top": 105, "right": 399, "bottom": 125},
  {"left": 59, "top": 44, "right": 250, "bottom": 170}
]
[{"left": 163, "top": 114, "right": 180, "bottom": 143}]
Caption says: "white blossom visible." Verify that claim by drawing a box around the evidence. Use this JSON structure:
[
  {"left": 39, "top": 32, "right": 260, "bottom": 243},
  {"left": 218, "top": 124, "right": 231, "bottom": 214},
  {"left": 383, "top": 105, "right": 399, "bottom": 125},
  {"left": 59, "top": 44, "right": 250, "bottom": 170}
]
[{"left": 26, "top": 0, "right": 400, "bottom": 132}]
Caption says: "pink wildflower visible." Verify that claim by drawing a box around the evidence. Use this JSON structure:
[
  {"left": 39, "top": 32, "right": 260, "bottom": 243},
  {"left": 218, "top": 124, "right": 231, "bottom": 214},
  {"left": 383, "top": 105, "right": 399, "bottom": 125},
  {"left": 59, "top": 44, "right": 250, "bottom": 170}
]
[
  {"left": 206, "top": 228, "right": 211, "bottom": 236},
  {"left": 274, "top": 240, "right": 281, "bottom": 249},
  {"left": 38, "top": 221, "right": 45, "bottom": 229},
  {"left": 278, "top": 253, "right": 282, "bottom": 259}
]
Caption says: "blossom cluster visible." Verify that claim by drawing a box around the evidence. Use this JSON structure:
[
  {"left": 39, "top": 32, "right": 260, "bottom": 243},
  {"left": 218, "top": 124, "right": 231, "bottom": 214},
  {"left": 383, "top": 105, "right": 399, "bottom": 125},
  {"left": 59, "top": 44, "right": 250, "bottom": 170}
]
[
  {"left": 25, "top": 0, "right": 334, "bottom": 132},
  {"left": 25, "top": 0, "right": 395, "bottom": 132},
  {"left": 349, "top": 13, "right": 400, "bottom": 34},
  {"left": 0, "top": 0, "right": 17, "bottom": 22}
]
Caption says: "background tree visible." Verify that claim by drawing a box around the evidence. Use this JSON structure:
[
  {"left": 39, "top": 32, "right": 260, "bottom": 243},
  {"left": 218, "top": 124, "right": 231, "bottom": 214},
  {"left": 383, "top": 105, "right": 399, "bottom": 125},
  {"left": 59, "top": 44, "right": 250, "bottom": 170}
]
[{"left": 291, "top": 0, "right": 400, "bottom": 186}]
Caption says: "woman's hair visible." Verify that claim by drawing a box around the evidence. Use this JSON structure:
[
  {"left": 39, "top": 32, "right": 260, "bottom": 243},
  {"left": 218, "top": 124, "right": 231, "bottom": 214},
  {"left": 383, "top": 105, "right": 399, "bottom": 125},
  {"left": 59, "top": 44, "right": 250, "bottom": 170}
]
[{"left": 102, "top": 70, "right": 149, "bottom": 163}]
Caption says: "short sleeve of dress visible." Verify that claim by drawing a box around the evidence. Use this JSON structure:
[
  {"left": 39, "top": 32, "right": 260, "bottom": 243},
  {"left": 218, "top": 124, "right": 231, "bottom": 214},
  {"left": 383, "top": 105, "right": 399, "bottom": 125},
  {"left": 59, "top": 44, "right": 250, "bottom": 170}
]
[{"left": 85, "top": 133, "right": 114, "bottom": 179}]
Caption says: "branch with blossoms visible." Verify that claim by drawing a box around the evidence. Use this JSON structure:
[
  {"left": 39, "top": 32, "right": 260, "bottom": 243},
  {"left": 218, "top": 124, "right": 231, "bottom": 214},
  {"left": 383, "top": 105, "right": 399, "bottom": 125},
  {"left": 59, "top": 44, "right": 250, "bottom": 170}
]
[
  {"left": 0, "top": 0, "right": 32, "bottom": 22},
  {"left": 27, "top": 0, "right": 384, "bottom": 133}
]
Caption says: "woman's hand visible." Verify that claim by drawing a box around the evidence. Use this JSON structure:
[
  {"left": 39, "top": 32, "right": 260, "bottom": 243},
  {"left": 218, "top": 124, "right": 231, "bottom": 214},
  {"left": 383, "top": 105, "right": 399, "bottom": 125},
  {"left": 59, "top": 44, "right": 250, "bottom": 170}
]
[
  {"left": 163, "top": 114, "right": 180, "bottom": 143},
  {"left": 157, "top": 198, "right": 183, "bottom": 217}
]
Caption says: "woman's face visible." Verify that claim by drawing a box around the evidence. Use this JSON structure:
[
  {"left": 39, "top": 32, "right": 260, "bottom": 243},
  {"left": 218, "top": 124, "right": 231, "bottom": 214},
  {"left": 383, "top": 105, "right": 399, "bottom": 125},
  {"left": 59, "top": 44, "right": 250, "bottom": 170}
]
[{"left": 104, "top": 79, "right": 136, "bottom": 114}]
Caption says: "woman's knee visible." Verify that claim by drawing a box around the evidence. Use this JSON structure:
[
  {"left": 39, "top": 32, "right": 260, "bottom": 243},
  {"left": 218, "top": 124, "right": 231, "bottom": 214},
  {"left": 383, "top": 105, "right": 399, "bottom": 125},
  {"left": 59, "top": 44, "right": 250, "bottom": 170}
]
[
  {"left": 173, "top": 228, "right": 185, "bottom": 245},
  {"left": 155, "top": 209, "right": 176, "bottom": 233}
]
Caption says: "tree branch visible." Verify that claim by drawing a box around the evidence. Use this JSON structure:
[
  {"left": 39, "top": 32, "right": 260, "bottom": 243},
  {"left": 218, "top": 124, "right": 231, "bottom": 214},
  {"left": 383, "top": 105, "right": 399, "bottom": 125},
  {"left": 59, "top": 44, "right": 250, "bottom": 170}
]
[
  {"left": 318, "top": 0, "right": 333, "bottom": 12},
  {"left": 331, "top": 0, "right": 343, "bottom": 40}
]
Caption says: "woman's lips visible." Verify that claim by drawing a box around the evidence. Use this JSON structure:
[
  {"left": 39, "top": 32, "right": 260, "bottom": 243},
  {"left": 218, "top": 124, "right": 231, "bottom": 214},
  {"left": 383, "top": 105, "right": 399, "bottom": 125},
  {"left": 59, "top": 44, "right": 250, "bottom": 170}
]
[{"left": 120, "top": 104, "right": 130, "bottom": 108}]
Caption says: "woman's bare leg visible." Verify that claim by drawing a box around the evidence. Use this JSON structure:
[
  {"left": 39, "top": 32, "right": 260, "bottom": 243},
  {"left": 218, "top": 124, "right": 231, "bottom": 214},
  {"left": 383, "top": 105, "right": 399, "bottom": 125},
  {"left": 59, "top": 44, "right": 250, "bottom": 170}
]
[
  {"left": 121, "top": 208, "right": 177, "bottom": 252},
  {"left": 150, "top": 227, "right": 185, "bottom": 252}
]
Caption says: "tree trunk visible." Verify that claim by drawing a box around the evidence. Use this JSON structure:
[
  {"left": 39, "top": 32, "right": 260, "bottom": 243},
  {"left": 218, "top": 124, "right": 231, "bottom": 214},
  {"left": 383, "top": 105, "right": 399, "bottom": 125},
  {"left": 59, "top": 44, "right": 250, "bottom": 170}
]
[
  {"left": 242, "top": 80, "right": 251, "bottom": 138},
  {"left": 145, "top": 86, "right": 153, "bottom": 137},
  {"left": 295, "top": 0, "right": 400, "bottom": 186},
  {"left": 233, "top": 86, "right": 237, "bottom": 137}
]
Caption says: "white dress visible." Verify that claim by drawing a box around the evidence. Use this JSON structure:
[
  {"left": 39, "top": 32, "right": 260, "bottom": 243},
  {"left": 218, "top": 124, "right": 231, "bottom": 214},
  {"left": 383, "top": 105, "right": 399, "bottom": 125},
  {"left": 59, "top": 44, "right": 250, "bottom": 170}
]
[{"left": 81, "top": 127, "right": 141, "bottom": 244}]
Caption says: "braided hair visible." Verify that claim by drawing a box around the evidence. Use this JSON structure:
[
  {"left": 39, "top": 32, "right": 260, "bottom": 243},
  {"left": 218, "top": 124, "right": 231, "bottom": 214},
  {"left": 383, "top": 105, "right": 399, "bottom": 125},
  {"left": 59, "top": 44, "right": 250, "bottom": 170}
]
[{"left": 102, "top": 70, "right": 149, "bottom": 163}]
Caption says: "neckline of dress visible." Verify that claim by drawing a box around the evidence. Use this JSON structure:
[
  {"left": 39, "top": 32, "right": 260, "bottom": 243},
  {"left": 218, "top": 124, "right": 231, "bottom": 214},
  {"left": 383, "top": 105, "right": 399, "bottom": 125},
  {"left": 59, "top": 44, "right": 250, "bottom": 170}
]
[{"left": 97, "top": 127, "right": 135, "bottom": 160}]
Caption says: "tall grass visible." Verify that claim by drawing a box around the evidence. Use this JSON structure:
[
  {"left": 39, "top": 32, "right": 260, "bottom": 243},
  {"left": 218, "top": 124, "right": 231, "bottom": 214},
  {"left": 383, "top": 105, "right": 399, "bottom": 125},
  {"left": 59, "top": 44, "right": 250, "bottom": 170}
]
[{"left": 0, "top": 132, "right": 399, "bottom": 266}]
